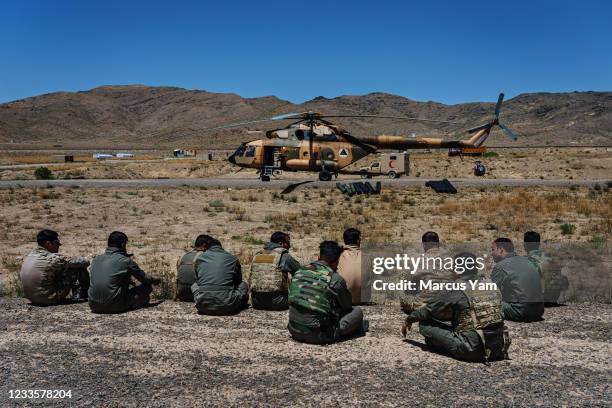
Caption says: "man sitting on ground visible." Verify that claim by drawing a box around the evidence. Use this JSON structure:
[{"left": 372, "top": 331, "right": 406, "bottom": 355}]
[
  {"left": 288, "top": 241, "right": 365, "bottom": 344},
  {"left": 88, "top": 231, "right": 160, "bottom": 314},
  {"left": 249, "top": 231, "right": 300, "bottom": 310},
  {"left": 524, "top": 231, "right": 569, "bottom": 305},
  {"left": 337, "top": 228, "right": 366, "bottom": 305},
  {"left": 175, "top": 235, "right": 210, "bottom": 302},
  {"left": 191, "top": 236, "right": 248, "bottom": 315},
  {"left": 401, "top": 252, "right": 509, "bottom": 363},
  {"left": 20, "top": 229, "right": 90, "bottom": 305},
  {"left": 491, "top": 237, "right": 544, "bottom": 322}
]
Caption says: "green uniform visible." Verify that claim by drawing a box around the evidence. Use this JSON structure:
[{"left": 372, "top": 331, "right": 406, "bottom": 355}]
[
  {"left": 176, "top": 250, "right": 201, "bottom": 302},
  {"left": 399, "top": 246, "right": 456, "bottom": 320},
  {"left": 406, "top": 275, "right": 507, "bottom": 362},
  {"left": 88, "top": 247, "right": 155, "bottom": 314},
  {"left": 191, "top": 245, "right": 248, "bottom": 315},
  {"left": 491, "top": 253, "right": 544, "bottom": 322},
  {"left": 288, "top": 260, "right": 364, "bottom": 344},
  {"left": 20, "top": 246, "right": 89, "bottom": 305},
  {"left": 249, "top": 242, "right": 300, "bottom": 310},
  {"left": 527, "top": 249, "right": 569, "bottom": 304}
]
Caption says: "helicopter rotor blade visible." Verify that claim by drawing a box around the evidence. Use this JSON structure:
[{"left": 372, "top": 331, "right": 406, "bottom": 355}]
[
  {"left": 495, "top": 93, "right": 504, "bottom": 118},
  {"left": 468, "top": 123, "right": 491, "bottom": 134},
  {"left": 320, "top": 114, "right": 461, "bottom": 125},
  {"left": 270, "top": 112, "right": 304, "bottom": 120},
  {"left": 499, "top": 122, "right": 518, "bottom": 141}
]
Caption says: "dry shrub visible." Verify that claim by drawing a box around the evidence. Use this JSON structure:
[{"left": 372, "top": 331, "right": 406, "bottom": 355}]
[
  {"left": 0, "top": 255, "right": 23, "bottom": 297},
  {"left": 139, "top": 255, "right": 175, "bottom": 300}
]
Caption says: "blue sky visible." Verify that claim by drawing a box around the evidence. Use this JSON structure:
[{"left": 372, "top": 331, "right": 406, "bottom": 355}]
[{"left": 1, "top": 0, "right": 610, "bottom": 104}]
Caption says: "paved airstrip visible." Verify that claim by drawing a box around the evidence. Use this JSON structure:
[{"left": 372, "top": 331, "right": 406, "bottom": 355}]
[{"left": 0, "top": 177, "right": 608, "bottom": 189}]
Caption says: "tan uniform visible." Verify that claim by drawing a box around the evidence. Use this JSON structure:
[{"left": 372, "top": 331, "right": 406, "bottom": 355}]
[
  {"left": 20, "top": 247, "right": 86, "bottom": 305},
  {"left": 337, "top": 245, "right": 364, "bottom": 305}
]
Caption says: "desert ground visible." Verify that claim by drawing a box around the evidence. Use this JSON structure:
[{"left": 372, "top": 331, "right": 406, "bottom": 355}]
[
  {"left": 0, "top": 153, "right": 610, "bottom": 406},
  {"left": 1, "top": 299, "right": 610, "bottom": 407}
]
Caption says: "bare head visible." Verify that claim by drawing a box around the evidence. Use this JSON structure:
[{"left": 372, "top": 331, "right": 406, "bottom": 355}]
[
  {"left": 422, "top": 231, "right": 440, "bottom": 252},
  {"left": 491, "top": 238, "right": 514, "bottom": 262},
  {"left": 271, "top": 231, "right": 291, "bottom": 250},
  {"left": 37, "top": 229, "right": 61, "bottom": 253},
  {"left": 318, "top": 240, "right": 343, "bottom": 271}
]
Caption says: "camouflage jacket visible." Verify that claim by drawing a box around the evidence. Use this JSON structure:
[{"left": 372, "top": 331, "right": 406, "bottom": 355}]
[
  {"left": 288, "top": 260, "right": 353, "bottom": 338},
  {"left": 20, "top": 247, "right": 87, "bottom": 305}
]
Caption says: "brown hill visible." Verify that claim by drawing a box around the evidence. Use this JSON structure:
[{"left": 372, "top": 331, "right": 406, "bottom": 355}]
[{"left": 0, "top": 85, "right": 610, "bottom": 149}]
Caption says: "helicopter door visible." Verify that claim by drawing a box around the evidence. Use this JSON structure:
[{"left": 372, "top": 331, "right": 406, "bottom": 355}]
[{"left": 263, "top": 146, "right": 275, "bottom": 167}]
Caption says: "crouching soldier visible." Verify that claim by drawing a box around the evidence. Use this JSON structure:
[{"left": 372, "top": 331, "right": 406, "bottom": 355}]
[
  {"left": 288, "top": 241, "right": 365, "bottom": 344},
  {"left": 88, "top": 231, "right": 160, "bottom": 314},
  {"left": 249, "top": 231, "right": 300, "bottom": 310},
  {"left": 402, "top": 253, "right": 509, "bottom": 363},
  {"left": 175, "top": 235, "right": 210, "bottom": 302},
  {"left": 191, "top": 236, "right": 248, "bottom": 315},
  {"left": 20, "top": 229, "right": 90, "bottom": 305}
]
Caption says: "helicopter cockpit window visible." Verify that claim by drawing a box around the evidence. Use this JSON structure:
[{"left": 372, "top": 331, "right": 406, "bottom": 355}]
[
  {"left": 245, "top": 146, "right": 256, "bottom": 157},
  {"left": 234, "top": 144, "right": 246, "bottom": 157}
]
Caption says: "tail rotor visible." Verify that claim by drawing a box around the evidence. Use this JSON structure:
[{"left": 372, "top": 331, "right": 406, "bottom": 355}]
[{"left": 468, "top": 93, "right": 517, "bottom": 141}]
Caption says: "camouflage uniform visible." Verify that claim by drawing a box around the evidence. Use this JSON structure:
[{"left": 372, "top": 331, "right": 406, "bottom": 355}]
[
  {"left": 399, "top": 246, "right": 456, "bottom": 320},
  {"left": 288, "top": 260, "right": 363, "bottom": 344},
  {"left": 491, "top": 253, "right": 544, "bottom": 322},
  {"left": 88, "top": 247, "right": 155, "bottom": 314},
  {"left": 249, "top": 242, "right": 300, "bottom": 310},
  {"left": 406, "top": 276, "right": 507, "bottom": 362},
  {"left": 527, "top": 249, "right": 569, "bottom": 304},
  {"left": 176, "top": 250, "right": 202, "bottom": 302},
  {"left": 191, "top": 244, "right": 248, "bottom": 315},
  {"left": 20, "top": 246, "right": 89, "bottom": 306}
]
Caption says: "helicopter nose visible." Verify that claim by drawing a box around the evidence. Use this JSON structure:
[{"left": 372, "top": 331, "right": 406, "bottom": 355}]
[{"left": 228, "top": 154, "right": 236, "bottom": 165}]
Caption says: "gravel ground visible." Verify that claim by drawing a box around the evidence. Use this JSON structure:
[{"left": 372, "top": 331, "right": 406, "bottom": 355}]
[{"left": 1, "top": 299, "right": 610, "bottom": 407}]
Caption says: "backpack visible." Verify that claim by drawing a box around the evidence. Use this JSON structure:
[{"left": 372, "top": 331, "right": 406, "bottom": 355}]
[
  {"left": 288, "top": 262, "right": 335, "bottom": 317},
  {"left": 249, "top": 247, "right": 287, "bottom": 292}
]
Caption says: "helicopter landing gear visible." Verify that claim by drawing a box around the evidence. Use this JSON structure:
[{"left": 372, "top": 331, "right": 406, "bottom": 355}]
[
  {"left": 318, "top": 169, "right": 332, "bottom": 181},
  {"left": 473, "top": 161, "right": 486, "bottom": 176},
  {"left": 261, "top": 175, "right": 270, "bottom": 182}
]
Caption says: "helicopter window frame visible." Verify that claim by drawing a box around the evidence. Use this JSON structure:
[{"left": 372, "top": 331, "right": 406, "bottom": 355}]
[{"left": 244, "top": 146, "right": 256, "bottom": 157}]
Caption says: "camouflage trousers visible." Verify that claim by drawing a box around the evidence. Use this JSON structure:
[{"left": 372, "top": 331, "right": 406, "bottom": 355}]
[{"left": 289, "top": 306, "right": 364, "bottom": 344}]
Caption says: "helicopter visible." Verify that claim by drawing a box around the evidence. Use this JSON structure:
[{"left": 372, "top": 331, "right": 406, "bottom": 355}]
[{"left": 208, "top": 93, "right": 517, "bottom": 181}]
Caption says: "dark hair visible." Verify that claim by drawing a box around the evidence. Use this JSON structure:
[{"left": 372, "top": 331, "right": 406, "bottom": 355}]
[
  {"left": 319, "top": 240, "right": 343, "bottom": 264},
  {"left": 37, "top": 229, "right": 59, "bottom": 246},
  {"left": 523, "top": 231, "right": 541, "bottom": 251},
  {"left": 108, "top": 231, "right": 128, "bottom": 248},
  {"left": 494, "top": 237, "right": 514, "bottom": 253},
  {"left": 454, "top": 252, "right": 478, "bottom": 276},
  {"left": 343, "top": 228, "right": 361, "bottom": 245},
  {"left": 524, "top": 231, "right": 540, "bottom": 242},
  {"left": 195, "top": 234, "right": 221, "bottom": 249},
  {"left": 270, "top": 231, "right": 290, "bottom": 245},
  {"left": 422, "top": 231, "right": 439, "bottom": 243}
]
